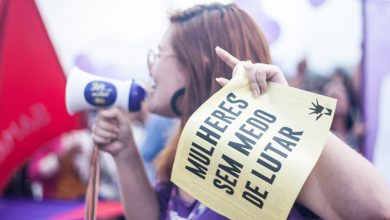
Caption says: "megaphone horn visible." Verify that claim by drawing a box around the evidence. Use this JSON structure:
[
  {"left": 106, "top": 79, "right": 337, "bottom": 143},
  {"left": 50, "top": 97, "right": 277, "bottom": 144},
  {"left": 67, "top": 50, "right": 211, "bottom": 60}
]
[{"left": 65, "top": 67, "right": 147, "bottom": 115}]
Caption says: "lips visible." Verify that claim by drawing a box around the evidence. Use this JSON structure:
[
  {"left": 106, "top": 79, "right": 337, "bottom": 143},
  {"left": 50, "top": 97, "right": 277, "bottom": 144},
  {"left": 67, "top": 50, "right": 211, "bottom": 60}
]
[
  {"left": 146, "top": 77, "right": 156, "bottom": 92},
  {"left": 151, "top": 82, "right": 156, "bottom": 92}
]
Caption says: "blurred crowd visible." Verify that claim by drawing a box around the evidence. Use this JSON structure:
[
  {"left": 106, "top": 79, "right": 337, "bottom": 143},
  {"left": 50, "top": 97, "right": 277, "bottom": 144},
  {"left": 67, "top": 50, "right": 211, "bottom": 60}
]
[{"left": 289, "top": 58, "right": 364, "bottom": 151}]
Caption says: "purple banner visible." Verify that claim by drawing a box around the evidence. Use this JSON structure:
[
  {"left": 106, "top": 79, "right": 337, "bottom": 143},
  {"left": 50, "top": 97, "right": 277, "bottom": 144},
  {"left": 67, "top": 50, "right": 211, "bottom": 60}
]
[{"left": 363, "top": 0, "right": 390, "bottom": 162}]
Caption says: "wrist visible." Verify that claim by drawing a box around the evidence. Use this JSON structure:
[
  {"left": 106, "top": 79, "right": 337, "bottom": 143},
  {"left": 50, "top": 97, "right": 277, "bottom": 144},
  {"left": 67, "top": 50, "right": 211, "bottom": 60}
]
[{"left": 112, "top": 145, "right": 139, "bottom": 162}]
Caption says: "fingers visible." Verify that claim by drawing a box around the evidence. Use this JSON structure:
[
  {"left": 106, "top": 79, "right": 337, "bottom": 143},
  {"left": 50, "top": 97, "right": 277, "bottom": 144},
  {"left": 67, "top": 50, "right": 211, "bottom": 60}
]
[
  {"left": 94, "top": 115, "right": 119, "bottom": 131},
  {"left": 246, "top": 67, "right": 260, "bottom": 97},
  {"left": 215, "top": 46, "right": 240, "bottom": 68},
  {"left": 267, "top": 65, "right": 289, "bottom": 85},
  {"left": 245, "top": 63, "right": 282, "bottom": 96},
  {"left": 215, "top": 46, "right": 288, "bottom": 97},
  {"left": 91, "top": 132, "right": 112, "bottom": 145},
  {"left": 92, "top": 107, "right": 125, "bottom": 146},
  {"left": 256, "top": 70, "right": 268, "bottom": 95},
  {"left": 92, "top": 123, "right": 118, "bottom": 139},
  {"left": 99, "top": 107, "right": 127, "bottom": 127},
  {"left": 246, "top": 63, "right": 268, "bottom": 96},
  {"left": 216, "top": 77, "right": 230, "bottom": 87}
]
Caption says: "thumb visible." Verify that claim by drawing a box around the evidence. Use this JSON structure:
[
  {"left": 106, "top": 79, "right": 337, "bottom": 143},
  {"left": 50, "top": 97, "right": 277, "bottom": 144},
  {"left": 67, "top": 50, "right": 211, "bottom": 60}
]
[{"left": 216, "top": 77, "right": 230, "bottom": 87}]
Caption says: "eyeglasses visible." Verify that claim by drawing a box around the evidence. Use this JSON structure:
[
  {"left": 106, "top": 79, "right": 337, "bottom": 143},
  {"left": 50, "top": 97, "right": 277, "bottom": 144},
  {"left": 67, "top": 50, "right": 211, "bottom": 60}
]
[{"left": 147, "top": 48, "right": 175, "bottom": 71}]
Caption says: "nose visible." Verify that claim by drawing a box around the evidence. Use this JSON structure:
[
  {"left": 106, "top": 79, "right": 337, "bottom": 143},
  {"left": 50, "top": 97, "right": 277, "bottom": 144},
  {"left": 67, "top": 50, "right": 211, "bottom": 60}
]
[
  {"left": 147, "top": 49, "right": 155, "bottom": 75},
  {"left": 148, "top": 62, "right": 159, "bottom": 81},
  {"left": 147, "top": 64, "right": 156, "bottom": 87},
  {"left": 148, "top": 65, "right": 155, "bottom": 79}
]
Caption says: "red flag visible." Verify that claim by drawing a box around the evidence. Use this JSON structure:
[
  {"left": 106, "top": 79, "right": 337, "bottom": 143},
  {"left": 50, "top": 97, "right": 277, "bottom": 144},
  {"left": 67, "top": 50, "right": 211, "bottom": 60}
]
[{"left": 0, "top": 0, "right": 84, "bottom": 191}]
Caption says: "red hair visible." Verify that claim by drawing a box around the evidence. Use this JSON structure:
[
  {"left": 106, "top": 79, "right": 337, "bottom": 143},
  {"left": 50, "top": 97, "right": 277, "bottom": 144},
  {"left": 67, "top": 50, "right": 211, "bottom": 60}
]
[{"left": 155, "top": 3, "right": 271, "bottom": 182}]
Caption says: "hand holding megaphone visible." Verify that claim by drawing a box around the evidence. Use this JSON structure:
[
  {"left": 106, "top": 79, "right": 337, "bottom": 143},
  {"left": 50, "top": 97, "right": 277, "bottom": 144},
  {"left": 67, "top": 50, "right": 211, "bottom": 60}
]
[
  {"left": 65, "top": 67, "right": 147, "bottom": 220},
  {"left": 65, "top": 67, "right": 147, "bottom": 115}
]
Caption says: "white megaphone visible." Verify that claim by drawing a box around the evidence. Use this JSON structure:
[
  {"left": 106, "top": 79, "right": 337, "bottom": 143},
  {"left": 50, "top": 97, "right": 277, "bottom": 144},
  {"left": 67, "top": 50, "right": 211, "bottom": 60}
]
[{"left": 66, "top": 67, "right": 147, "bottom": 115}]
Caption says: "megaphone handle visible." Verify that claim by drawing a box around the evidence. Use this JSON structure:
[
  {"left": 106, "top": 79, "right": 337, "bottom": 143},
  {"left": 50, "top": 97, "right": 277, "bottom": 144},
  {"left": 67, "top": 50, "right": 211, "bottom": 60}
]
[{"left": 85, "top": 145, "right": 100, "bottom": 220}]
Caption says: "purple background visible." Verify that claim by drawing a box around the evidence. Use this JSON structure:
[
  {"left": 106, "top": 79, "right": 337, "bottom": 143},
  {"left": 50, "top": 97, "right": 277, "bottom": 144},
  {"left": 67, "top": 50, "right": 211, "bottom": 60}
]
[{"left": 363, "top": 0, "right": 390, "bottom": 160}]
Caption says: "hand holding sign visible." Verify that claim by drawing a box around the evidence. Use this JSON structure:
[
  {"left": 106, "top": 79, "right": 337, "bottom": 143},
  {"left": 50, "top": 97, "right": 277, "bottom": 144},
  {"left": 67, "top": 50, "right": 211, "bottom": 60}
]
[
  {"left": 215, "top": 47, "right": 288, "bottom": 96},
  {"left": 171, "top": 62, "right": 336, "bottom": 220}
]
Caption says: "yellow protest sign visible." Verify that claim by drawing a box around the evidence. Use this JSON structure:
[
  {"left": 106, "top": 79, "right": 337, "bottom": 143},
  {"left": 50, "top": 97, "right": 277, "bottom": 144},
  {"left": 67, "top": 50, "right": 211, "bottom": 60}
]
[{"left": 171, "top": 63, "right": 337, "bottom": 220}]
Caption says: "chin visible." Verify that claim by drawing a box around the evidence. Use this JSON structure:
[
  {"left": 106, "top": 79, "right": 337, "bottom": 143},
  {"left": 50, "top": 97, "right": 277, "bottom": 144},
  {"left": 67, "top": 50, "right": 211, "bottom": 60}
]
[
  {"left": 148, "top": 104, "right": 177, "bottom": 118},
  {"left": 147, "top": 103, "right": 159, "bottom": 114}
]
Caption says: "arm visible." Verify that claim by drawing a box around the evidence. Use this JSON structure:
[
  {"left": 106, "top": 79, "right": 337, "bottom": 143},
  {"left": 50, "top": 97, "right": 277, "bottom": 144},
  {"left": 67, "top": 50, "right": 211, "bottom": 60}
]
[
  {"left": 298, "top": 133, "right": 390, "bottom": 220},
  {"left": 91, "top": 107, "right": 159, "bottom": 220},
  {"left": 113, "top": 146, "right": 160, "bottom": 220},
  {"left": 215, "top": 47, "right": 390, "bottom": 219}
]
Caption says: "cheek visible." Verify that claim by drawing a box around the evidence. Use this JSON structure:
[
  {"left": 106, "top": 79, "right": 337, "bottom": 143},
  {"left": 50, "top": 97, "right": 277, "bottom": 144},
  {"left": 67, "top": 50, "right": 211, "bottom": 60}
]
[
  {"left": 148, "top": 88, "right": 169, "bottom": 112},
  {"left": 148, "top": 81, "right": 182, "bottom": 117},
  {"left": 148, "top": 60, "right": 186, "bottom": 116}
]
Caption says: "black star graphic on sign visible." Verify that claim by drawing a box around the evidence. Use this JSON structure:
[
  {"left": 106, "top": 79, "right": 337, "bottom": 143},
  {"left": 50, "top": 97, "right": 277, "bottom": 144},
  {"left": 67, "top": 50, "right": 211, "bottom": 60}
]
[{"left": 309, "top": 99, "right": 332, "bottom": 121}]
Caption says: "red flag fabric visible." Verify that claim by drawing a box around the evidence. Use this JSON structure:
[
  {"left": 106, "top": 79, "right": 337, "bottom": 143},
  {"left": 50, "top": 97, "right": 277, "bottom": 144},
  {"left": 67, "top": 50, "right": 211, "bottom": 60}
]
[{"left": 0, "top": 0, "right": 84, "bottom": 191}]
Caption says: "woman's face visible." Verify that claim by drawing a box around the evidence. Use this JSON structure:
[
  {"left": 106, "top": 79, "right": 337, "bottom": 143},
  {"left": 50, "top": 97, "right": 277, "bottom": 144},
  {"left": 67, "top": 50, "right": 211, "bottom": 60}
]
[{"left": 147, "top": 27, "right": 186, "bottom": 117}]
